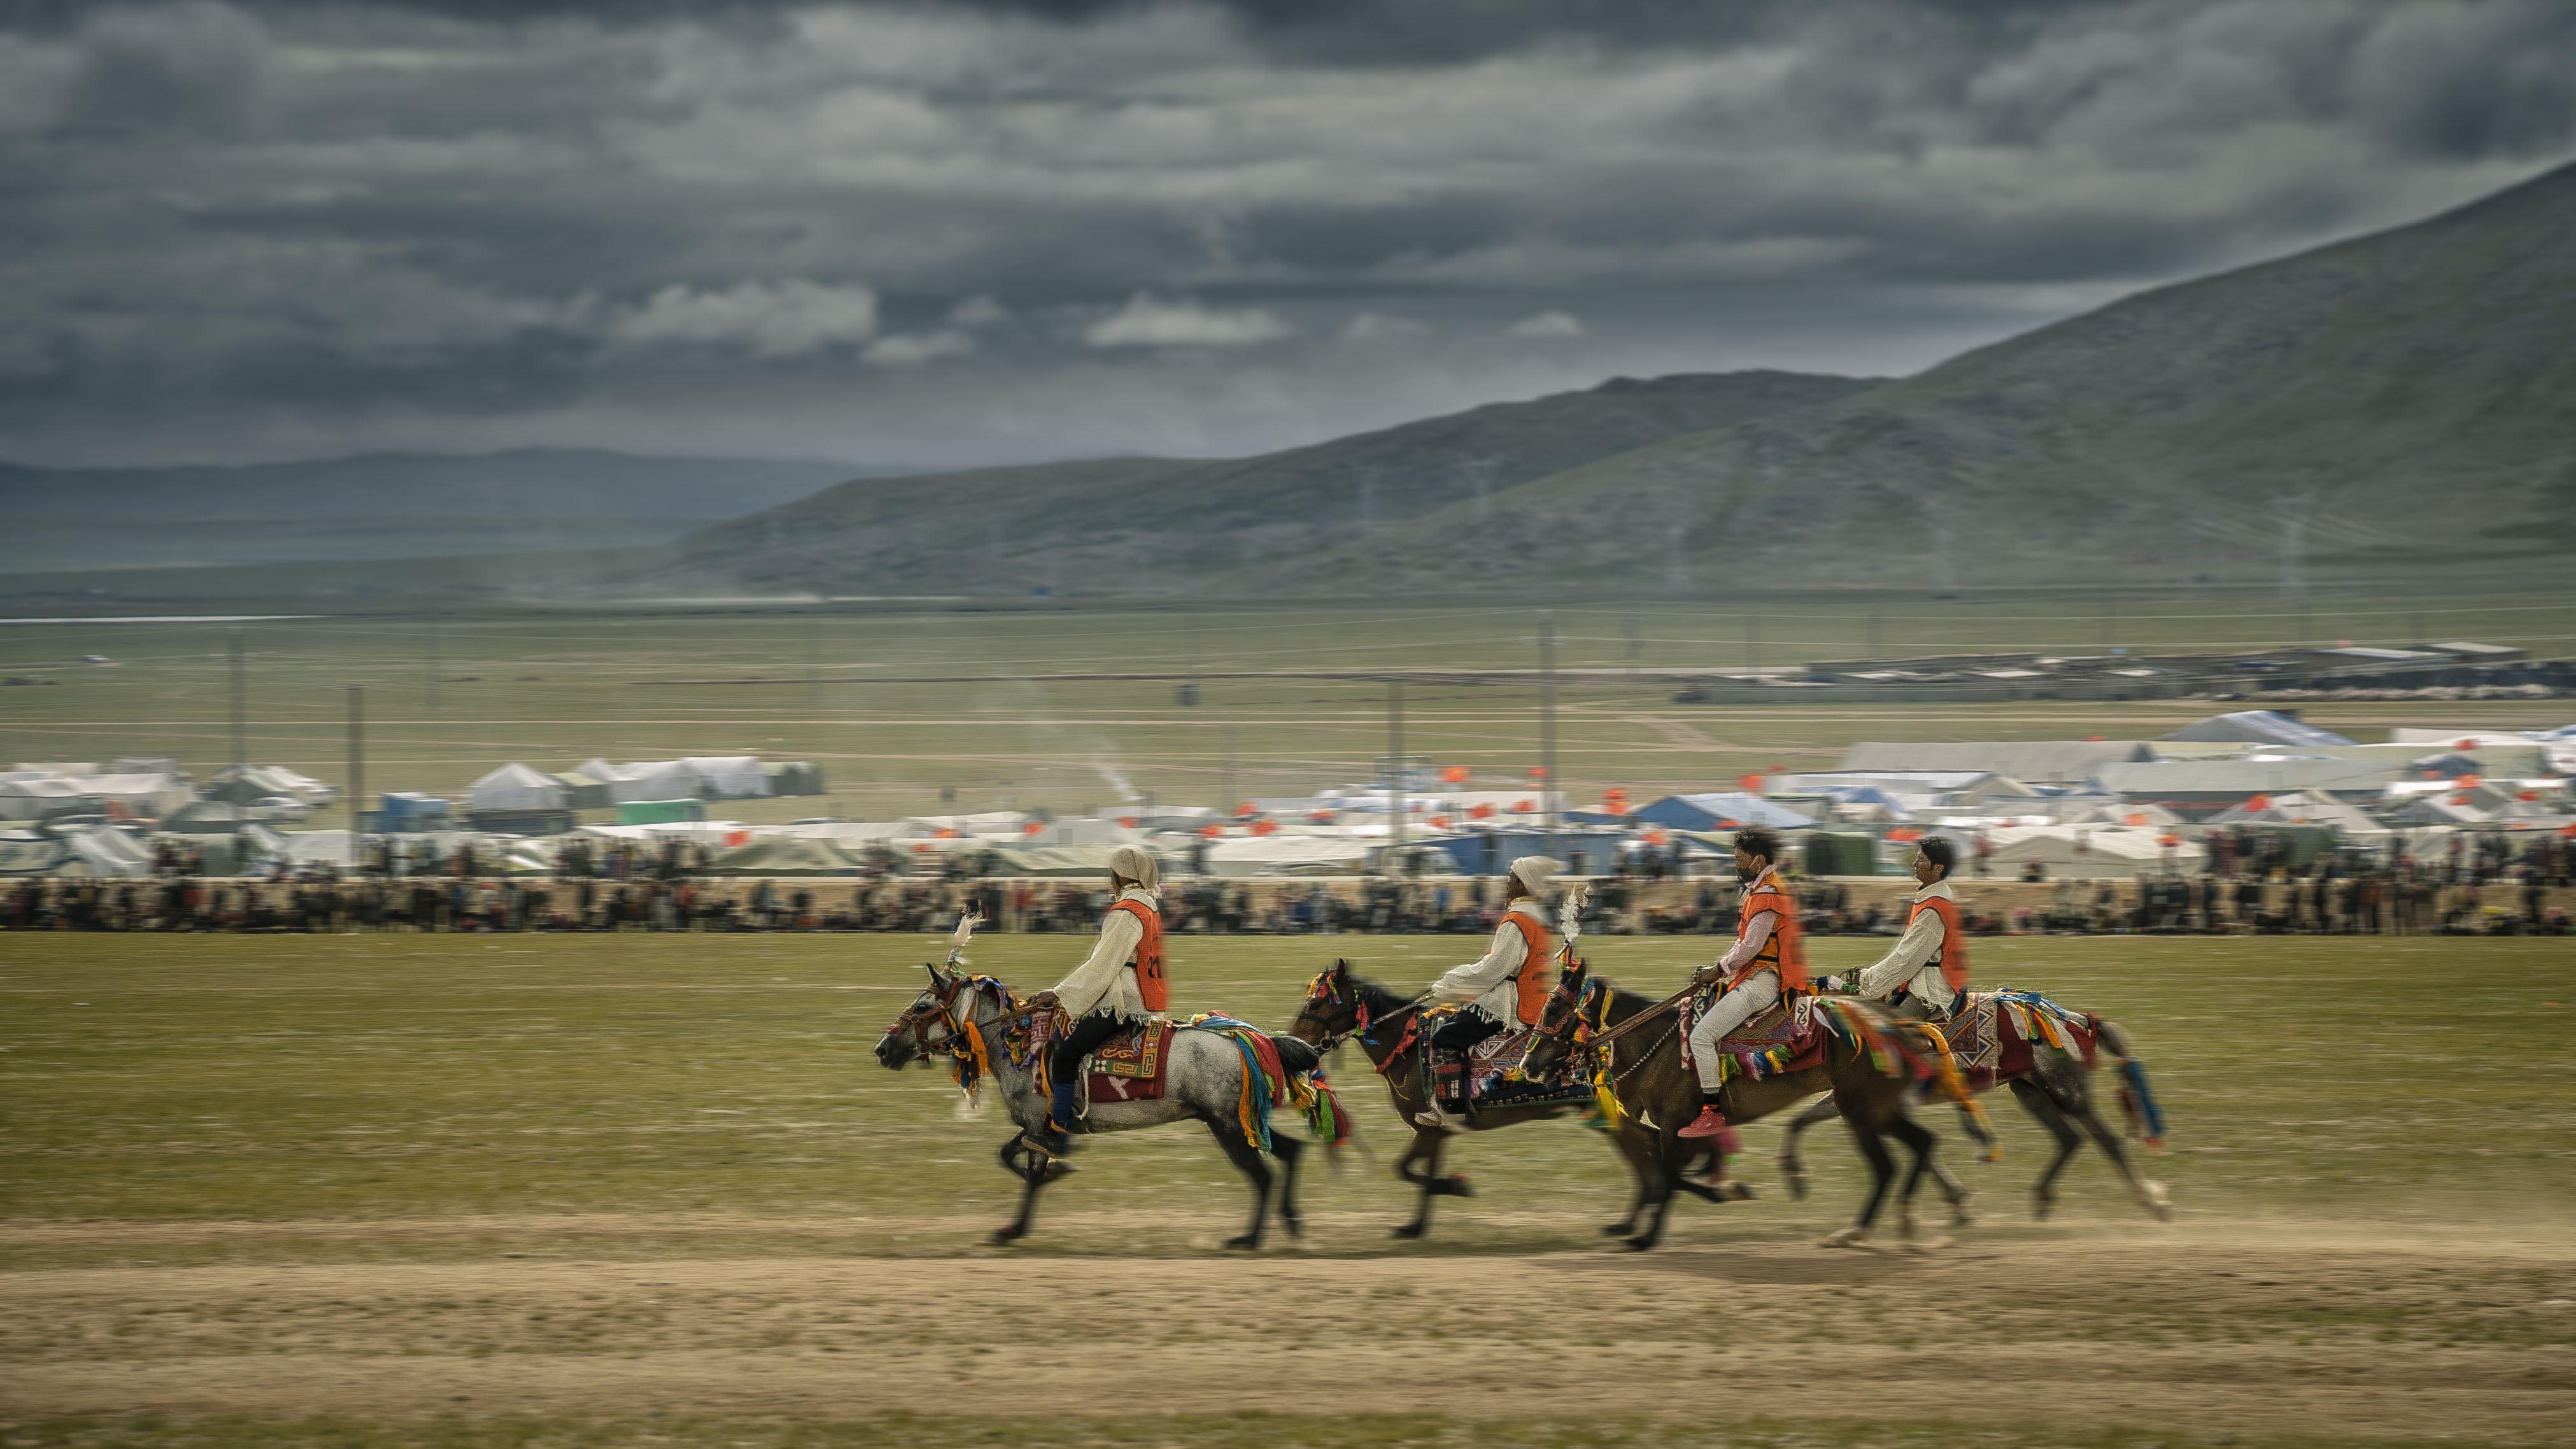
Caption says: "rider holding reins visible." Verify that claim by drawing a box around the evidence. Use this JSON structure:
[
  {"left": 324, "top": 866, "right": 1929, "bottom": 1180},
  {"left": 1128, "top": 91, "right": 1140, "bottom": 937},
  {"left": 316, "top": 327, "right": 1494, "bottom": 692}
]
[
  {"left": 1679, "top": 826, "right": 1808, "bottom": 1143},
  {"left": 1817, "top": 837, "right": 1970, "bottom": 1021},
  {"left": 1021, "top": 844, "right": 1166, "bottom": 1158},
  {"left": 1414, "top": 855, "right": 1559, "bottom": 1133}
]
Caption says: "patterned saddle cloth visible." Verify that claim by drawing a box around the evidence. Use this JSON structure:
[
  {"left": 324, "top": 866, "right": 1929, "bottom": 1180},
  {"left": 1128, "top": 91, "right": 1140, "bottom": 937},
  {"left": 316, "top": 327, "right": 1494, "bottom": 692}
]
[
  {"left": 1462, "top": 1023, "right": 1593, "bottom": 1106},
  {"left": 1082, "top": 1020, "right": 1173, "bottom": 1105},
  {"left": 1686, "top": 993, "right": 1826, "bottom": 1084},
  {"left": 1937, "top": 990, "right": 2098, "bottom": 1090}
]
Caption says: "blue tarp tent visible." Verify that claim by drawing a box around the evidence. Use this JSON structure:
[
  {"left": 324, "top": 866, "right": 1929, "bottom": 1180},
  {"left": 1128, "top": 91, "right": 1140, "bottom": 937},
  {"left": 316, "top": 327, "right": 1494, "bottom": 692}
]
[{"left": 1630, "top": 792, "right": 1817, "bottom": 832}]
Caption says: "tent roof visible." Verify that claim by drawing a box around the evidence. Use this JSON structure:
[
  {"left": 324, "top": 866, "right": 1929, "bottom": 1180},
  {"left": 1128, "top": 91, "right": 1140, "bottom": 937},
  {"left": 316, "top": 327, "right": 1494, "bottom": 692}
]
[
  {"left": 1839, "top": 740, "right": 2152, "bottom": 783},
  {"left": 2161, "top": 710, "right": 2356, "bottom": 747},
  {"left": 472, "top": 763, "right": 555, "bottom": 789},
  {"left": 705, "top": 836, "right": 870, "bottom": 875}
]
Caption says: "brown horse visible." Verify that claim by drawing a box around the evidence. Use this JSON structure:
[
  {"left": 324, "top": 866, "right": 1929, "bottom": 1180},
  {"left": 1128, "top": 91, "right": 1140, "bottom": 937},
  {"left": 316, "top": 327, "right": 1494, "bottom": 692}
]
[
  {"left": 1285, "top": 959, "right": 1728, "bottom": 1241},
  {"left": 1520, "top": 961, "right": 1971, "bottom": 1250},
  {"left": 1773, "top": 990, "right": 2172, "bottom": 1222}
]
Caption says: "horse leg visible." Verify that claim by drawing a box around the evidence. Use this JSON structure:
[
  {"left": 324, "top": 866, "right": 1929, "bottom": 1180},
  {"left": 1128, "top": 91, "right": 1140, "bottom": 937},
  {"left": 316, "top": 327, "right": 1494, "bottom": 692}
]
[
  {"left": 2008, "top": 1078, "right": 2084, "bottom": 1221},
  {"left": 1602, "top": 1124, "right": 1653, "bottom": 1235},
  {"left": 1391, "top": 1129, "right": 1446, "bottom": 1239},
  {"left": 1270, "top": 1133, "right": 1307, "bottom": 1240},
  {"left": 1207, "top": 1120, "right": 1276, "bottom": 1250},
  {"left": 991, "top": 1134, "right": 1051, "bottom": 1245},
  {"left": 1622, "top": 1131, "right": 1684, "bottom": 1252},
  {"left": 2060, "top": 1077, "right": 2173, "bottom": 1222},
  {"left": 1778, "top": 1092, "right": 1839, "bottom": 1201},
  {"left": 1822, "top": 1106, "right": 1898, "bottom": 1247},
  {"left": 1884, "top": 1112, "right": 1941, "bottom": 1241}
]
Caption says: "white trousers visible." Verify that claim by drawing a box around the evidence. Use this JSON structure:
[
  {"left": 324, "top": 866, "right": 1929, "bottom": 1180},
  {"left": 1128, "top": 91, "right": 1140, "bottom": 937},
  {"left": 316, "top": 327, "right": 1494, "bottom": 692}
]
[{"left": 1688, "top": 972, "right": 1782, "bottom": 1092}]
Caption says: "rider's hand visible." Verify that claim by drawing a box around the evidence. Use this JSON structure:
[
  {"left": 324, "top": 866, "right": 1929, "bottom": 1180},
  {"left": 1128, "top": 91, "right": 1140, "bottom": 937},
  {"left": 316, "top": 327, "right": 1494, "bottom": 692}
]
[
  {"left": 1026, "top": 989, "right": 1059, "bottom": 1010},
  {"left": 1689, "top": 965, "right": 1725, "bottom": 987}
]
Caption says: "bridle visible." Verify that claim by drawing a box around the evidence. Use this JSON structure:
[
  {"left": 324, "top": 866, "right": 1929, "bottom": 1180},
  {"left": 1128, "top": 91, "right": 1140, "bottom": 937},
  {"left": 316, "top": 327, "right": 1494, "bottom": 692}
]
[{"left": 1294, "top": 968, "right": 1423, "bottom": 1065}]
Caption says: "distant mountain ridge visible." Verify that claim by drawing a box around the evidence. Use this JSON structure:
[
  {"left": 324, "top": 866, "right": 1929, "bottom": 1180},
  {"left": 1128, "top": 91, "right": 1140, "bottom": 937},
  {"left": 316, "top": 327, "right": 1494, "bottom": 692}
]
[
  {"left": 1256, "top": 159, "right": 2576, "bottom": 595},
  {"left": 0, "top": 449, "right": 880, "bottom": 520},
  {"left": 643, "top": 371, "right": 1881, "bottom": 596}
]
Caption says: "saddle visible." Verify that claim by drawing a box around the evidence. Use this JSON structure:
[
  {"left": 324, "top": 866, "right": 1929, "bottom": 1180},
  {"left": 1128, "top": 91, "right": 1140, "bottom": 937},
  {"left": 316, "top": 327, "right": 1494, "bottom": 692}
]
[
  {"left": 1938, "top": 989, "right": 2099, "bottom": 1089},
  {"left": 1684, "top": 993, "right": 1827, "bottom": 1084},
  {"left": 1079, "top": 1019, "right": 1173, "bottom": 1107},
  {"left": 1454, "top": 1023, "right": 1593, "bottom": 1110}
]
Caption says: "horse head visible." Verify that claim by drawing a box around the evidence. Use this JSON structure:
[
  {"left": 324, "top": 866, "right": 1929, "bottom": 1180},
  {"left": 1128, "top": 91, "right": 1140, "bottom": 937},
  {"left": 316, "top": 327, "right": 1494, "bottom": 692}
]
[
  {"left": 1286, "top": 958, "right": 1363, "bottom": 1048},
  {"left": 873, "top": 961, "right": 962, "bottom": 1071},
  {"left": 1520, "top": 958, "right": 1596, "bottom": 1081}
]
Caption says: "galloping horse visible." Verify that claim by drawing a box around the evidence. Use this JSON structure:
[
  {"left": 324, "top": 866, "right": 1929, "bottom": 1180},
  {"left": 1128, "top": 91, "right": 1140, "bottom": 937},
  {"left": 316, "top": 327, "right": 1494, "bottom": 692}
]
[
  {"left": 1773, "top": 992, "right": 2171, "bottom": 1222},
  {"left": 875, "top": 952, "right": 1331, "bottom": 1249},
  {"left": 1287, "top": 958, "right": 1728, "bottom": 1241},
  {"left": 1520, "top": 962, "right": 1971, "bottom": 1250}
]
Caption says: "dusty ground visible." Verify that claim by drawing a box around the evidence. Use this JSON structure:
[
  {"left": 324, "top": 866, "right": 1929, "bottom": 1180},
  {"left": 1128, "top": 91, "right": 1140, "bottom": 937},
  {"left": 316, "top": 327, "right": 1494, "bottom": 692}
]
[
  {"left": 3, "top": 1212, "right": 2572, "bottom": 1443},
  {"left": 6, "top": 932, "right": 2572, "bottom": 1446}
]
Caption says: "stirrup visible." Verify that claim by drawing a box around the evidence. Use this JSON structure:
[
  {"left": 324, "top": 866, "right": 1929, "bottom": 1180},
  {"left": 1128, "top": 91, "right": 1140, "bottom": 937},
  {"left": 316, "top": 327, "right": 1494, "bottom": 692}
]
[{"left": 1413, "top": 1105, "right": 1469, "bottom": 1135}]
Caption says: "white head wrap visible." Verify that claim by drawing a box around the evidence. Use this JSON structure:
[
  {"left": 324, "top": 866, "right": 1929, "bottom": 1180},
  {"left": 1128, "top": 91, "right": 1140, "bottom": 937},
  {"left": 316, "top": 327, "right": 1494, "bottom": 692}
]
[
  {"left": 1108, "top": 844, "right": 1160, "bottom": 891},
  {"left": 1508, "top": 855, "right": 1559, "bottom": 900}
]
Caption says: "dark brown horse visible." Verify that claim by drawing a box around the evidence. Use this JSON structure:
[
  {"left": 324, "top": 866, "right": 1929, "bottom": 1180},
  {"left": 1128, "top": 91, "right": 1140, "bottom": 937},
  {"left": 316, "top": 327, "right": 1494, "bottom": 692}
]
[
  {"left": 1772, "top": 991, "right": 2171, "bottom": 1222},
  {"left": 1285, "top": 959, "right": 1729, "bottom": 1241},
  {"left": 1520, "top": 961, "right": 1971, "bottom": 1250}
]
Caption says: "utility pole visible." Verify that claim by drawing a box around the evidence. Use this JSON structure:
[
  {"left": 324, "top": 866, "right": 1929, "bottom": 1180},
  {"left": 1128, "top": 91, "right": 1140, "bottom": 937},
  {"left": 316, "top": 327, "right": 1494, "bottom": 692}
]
[
  {"left": 1868, "top": 611, "right": 1881, "bottom": 660},
  {"left": 1622, "top": 613, "right": 1641, "bottom": 706},
  {"left": 346, "top": 686, "right": 365, "bottom": 836},
  {"left": 1387, "top": 678, "right": 1405, "bottom": 872},
  {"left": 424, "top": 614, "right": 441, "bottom": 710},
  {"left": 805, "top": 612, "right": 820, "bottom": 709},
  {"left": 1748, "top": 608, "right": 1762, "bottom": 672},
  {"left": 1539, "top": 609, "right": 1557, "bottom": 864},
  {"left": 1221, "top": 724, "right": 1236, "bottom": 820},
  {"left": 227, "top": 625, "right": 247, "bottom": 768}
]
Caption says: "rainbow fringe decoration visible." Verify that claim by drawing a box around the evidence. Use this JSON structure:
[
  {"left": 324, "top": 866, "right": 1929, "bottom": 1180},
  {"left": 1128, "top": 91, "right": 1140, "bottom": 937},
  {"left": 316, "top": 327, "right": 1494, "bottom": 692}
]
[{"left": 1183, "top": 1012, "right": 1348, "bottom": 1154}]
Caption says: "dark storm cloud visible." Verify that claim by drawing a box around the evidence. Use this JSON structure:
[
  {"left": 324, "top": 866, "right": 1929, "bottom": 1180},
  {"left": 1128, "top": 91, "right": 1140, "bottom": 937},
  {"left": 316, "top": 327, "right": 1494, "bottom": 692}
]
[{"left": 1, "top": 0, "right": 2572, "bottom": 467}]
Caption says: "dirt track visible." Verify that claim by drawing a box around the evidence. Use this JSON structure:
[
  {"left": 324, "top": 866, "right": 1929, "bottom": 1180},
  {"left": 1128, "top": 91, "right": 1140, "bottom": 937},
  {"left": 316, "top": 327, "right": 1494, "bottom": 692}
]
[{"left": 4, "top": 1213, "right": 2571, "bottom": 1441}]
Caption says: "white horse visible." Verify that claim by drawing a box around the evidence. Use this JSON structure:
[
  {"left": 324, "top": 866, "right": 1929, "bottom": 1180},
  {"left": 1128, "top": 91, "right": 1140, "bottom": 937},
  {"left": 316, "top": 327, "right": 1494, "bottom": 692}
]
[{"left": 873, "top": 919, "right": 1329, "bottom": 1247}]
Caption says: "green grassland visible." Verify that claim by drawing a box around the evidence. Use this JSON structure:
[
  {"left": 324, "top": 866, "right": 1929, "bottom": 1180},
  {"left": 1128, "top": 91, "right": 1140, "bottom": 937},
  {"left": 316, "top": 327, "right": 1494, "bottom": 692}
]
[
  {"left": 3, "top": 591, "right": 2570, "bottom": 822},
  {"left": 4, "top": 932, "right": 2569, "bottom": 1256},
  {"left": 4, "top": 931, "right": 2572, "bottom": 1448}
]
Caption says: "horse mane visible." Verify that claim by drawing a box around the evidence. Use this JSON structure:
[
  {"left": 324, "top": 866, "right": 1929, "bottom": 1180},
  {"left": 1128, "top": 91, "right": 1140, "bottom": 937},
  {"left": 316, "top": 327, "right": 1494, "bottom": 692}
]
[{"left": 1342, "top": 972, "right": 1419, "bottom": 1019}]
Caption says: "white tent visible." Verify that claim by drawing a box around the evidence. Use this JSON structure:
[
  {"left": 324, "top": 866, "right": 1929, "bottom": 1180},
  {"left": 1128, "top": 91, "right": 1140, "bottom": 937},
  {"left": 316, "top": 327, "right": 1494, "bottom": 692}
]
[
  {"left": 1204, "top": 834, "right": 1371, "bottom": 877},
  {"left": 681, "top": 756, "right": 772, "bottom": 798},
  {"left": 67, "top": 826, "right": 153, "bottom": 877},
  {"left": 608, "top": 760, "right": 700, "bottom": 804},
  {"left": 467, "top": 763, "right": 567, "bottom": 812},
  {"left": 1938, "top": 824, "right": 2204, "bottom": 879}
]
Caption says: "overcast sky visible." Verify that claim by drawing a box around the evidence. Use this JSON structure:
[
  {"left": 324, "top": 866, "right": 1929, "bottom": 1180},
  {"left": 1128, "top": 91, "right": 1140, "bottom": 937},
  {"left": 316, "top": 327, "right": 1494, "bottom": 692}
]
[{"left": 3, "top": 0, "right": 2572, "bottom": 469}]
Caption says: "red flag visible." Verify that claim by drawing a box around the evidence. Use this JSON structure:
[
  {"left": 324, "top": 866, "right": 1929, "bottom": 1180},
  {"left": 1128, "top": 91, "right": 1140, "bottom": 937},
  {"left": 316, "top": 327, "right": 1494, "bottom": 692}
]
[
  {"left": 1469, "top": 802, "right": 1494, "bottom": 819},
  {"left": 1429, "top": 815, "right": 1451, "bottom": 829},
  {"left": 1528, "top": 766, "right": 1549, "bottom": 779},
  {"left": 1307, "top": 809, "right": 1335, "bottom": 824},
  {"left": 1441, "top": 766, "right": 1469, "bottom": 784},
  {"left": 2244, "top": 795, "right": 2270, "bottom": 812},
  {"left": 2125, "top": 812, "right": 2151, "bottom": 826},
  {"left": 724, "top": 830, "right": 751, "bottom": 847},
  {"left": 1737, "top": 773, "right": 1765, "bottom": 792},
  {"left": 1250, "top": 819, "right": 1279, "bottom": 837},
  {"left": 1235, "top": 801, "right": 1259, "bottom": 818},
  {"left": 1198, "top": 824, "right": 1223, "bottom": 838},
  {"left": 1022, "top": 821, "right": 1044, "bottom": 835},
  {"left": 1511, "top": 799, "right": 1534, "bottom": 813}
]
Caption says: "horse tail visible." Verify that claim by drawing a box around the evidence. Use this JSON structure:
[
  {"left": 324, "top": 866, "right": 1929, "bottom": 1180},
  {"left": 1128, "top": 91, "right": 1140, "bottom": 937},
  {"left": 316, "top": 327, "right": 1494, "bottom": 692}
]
[
  {"left": 1272, "top": 1032, "right": 1355, "bottom": 1159},
  {"left": 2092, "top": 1016, "right": 2167, "bottom": 1150}
]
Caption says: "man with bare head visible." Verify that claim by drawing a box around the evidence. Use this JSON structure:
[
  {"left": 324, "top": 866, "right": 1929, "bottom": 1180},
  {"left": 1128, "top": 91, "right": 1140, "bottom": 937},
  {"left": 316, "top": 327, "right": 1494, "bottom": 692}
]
[{"left": 1679, "top": 826, "right": 1808, "bottom": 1147}]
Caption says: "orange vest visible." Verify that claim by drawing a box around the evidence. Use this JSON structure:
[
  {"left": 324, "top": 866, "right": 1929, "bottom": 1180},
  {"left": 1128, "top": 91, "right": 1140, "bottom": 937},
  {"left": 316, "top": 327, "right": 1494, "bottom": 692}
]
[
  {"left": 1730, "top": 877, "right": 1810, "bottom": 993},
  {"left": 1909, "top": 894, "right": 1971, "bottom": 996},
  {"left": 1106, "top": 898, "right": 1169, "bottom": 1013},
  {"left": 1501, "top": 910, "right": 1553, "bottom": 1025}
]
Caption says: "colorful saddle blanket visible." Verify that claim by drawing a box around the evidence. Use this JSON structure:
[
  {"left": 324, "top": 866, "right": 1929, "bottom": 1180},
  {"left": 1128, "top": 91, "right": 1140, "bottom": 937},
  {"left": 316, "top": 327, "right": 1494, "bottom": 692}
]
[
  {"left": 1685, "top": 993, "right": 1826, "bottom": 1085},
  {"left": 1084, "top": 1021, "right": 1173, "bottom": 1103},
  {"left": 1462, "top": 1024, "right": 1595, "bottom": 1108},
  {"left": 1937, "top": 990, "right": 2100, "bottom": 1091}
]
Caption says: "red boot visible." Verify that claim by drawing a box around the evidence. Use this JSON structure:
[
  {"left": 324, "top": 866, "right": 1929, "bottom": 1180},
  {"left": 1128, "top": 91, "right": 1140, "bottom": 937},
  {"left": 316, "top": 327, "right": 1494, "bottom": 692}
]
[{"left": 1678, "top": 1102, "right": 1743, "bottom": 1156}]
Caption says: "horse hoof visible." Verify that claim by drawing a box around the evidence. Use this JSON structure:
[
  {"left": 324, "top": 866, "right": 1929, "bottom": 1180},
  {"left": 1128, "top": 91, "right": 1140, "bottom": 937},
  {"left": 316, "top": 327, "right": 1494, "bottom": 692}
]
[
  {"left": 1222, "top": 1234, "right": 1260, "bottom": 1251},
  {"left": 1601, "top": 1223, "right": 1633, "bottom": 1236},
  {"left": 2032, "top": 1201, "right": 2054, "bottom": 1222},
  {"left": 1818, "top": 1227, "right": 1869, "bottom": 1248},
  {"left": 1391, "top": 1223, "right": 1426, "bottom": 1240},
  {"left": 1282, "top": 1216, "right": 1305, "bottom": 1240},
  {"left": 1442, "top": 1175, "right": 1476, "bottom": 1199},
  {"left": 1720, "top": 1182, "right": 1755, "bottom": 1203},
  {"left": 1620, "top": 1236, "right": 1657, "bottom": 1253},
  {"left": 989, "top": 1229, "right": 1023, "bottom": 1245}
]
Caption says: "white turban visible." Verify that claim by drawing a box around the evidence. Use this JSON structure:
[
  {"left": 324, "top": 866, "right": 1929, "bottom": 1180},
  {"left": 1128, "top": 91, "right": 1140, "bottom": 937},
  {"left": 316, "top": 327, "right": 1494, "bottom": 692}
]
[
  {"left": 1508, "top": 855, "right": 1559, "bottom": 900},
  {"left": 1108, "top": 844, "right": 1160, "bottom": 891}
]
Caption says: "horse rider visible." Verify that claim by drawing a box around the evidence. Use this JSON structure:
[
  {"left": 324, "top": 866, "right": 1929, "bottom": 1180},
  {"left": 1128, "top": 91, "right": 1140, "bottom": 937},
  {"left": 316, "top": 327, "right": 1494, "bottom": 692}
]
[
  {"left": 1414, "top": 855, "right": 1559, "bottom": 1133},
  {"left": 1021, "top": 844, "right": 1167, "bottom": 1157},
  {"left": 1680, "top": 826, "right": 1809, "bottom": 1143},
  {"left": 1818, "top": 837, "right": 1969, "bottom": 1022}
]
